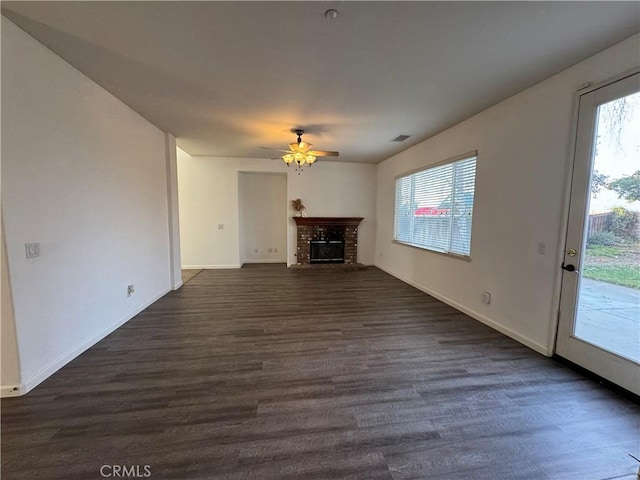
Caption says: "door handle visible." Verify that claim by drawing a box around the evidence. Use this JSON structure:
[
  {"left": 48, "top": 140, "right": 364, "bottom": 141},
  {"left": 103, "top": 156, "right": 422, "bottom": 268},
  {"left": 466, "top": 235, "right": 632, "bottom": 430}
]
[{"left": 561, "top": 263, "right": 578, "bottom": 273}]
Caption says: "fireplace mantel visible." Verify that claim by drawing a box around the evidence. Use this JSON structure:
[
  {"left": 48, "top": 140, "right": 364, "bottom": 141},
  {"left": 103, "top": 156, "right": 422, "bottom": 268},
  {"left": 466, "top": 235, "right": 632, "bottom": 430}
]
[{"left": 293, "top": 217, "right": 363, "bottom": 227}]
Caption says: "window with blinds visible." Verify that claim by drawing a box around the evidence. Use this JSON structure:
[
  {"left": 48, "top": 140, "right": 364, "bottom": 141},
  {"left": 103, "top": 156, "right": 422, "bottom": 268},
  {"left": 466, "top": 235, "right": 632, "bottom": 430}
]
[{"left": 394, "top": 153, "right": 477, "bottom": 257}]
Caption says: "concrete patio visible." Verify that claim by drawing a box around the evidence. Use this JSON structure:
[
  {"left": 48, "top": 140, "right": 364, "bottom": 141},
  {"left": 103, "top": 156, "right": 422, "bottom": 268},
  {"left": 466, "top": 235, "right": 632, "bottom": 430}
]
[{"left": 576, "top": 278, "right": 640, "bottom": 362}]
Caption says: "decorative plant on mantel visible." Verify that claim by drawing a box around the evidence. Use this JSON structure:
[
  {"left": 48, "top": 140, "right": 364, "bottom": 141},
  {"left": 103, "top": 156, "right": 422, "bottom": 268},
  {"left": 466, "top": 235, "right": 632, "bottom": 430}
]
[{"left": 291, "top": 198, "right": 307, "bottom": 217}]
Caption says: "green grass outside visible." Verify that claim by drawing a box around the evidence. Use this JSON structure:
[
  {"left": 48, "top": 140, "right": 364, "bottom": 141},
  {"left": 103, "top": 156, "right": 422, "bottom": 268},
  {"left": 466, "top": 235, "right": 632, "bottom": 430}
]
[
  {"left": 585, "top": 244, "right": 625, "bottom": 257},
  {"left": 583, "top": 265, "right": 640, "bottom": 289}
]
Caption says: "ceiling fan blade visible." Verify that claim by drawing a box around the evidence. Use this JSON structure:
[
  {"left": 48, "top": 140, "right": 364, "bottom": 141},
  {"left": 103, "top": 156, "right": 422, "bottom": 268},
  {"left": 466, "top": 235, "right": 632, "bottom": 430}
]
[
  {"left": 263, "top": 131, "right": 337, "bottom": 159},
  {"left": 260, "top": 146, "right": 292, "bottom": 154},
  {"left": 309, "top": 150, "right": 339, "bottom": 157}
]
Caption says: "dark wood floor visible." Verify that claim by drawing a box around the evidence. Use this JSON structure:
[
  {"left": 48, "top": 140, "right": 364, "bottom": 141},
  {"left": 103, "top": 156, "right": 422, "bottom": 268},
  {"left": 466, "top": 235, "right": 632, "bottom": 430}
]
[
  {"left": 181, "top": 269, "right": 202, "bottom": 285},
  {"left": 2, "top": 265, "right": 638, "bottom": 479}
]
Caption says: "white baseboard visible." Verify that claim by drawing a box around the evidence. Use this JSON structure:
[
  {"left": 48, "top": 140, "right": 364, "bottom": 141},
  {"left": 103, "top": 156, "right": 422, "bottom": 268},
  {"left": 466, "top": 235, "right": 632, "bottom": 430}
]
[
  {"left": 2, "top": 287, "right": 171, "bottom": 398},
  {"left": 375, "top": 263, "right": 550, "bottom": 356},
  {"left": 242, "top": 259, "right": 287, "bottom": 264},
  {"left": 181, "top": 264, "right": 241, "bottom": 269},
  {"left": 1, "top": 385, "right": 22, "bottom": 397}
]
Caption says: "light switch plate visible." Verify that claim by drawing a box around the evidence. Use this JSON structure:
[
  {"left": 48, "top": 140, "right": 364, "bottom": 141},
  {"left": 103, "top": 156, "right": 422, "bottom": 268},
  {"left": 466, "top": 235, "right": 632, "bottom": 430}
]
[
  {"left": 25, "top": 242, "right": 40, "bottom": 259},
  {"left": 482, "top": 291, "right": 492, "bottom": 304},
  {"left": 537, "top": 241, "right": 546, "bottom": 255}
]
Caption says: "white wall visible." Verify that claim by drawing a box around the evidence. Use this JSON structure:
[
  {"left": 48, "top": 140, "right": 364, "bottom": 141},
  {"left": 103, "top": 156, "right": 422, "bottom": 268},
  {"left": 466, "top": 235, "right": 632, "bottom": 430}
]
[
  {"left": 239, "top": 173, "right": 287, "bottom": 264},
  {"left": 375, "top": 34, "right": 640, "bottom": 356},
  {"left": 177, "top": 151, "right": 377, "bottom": 268},
  {"left": 1, "top": 18, "right": 175, "bottom": 394}
]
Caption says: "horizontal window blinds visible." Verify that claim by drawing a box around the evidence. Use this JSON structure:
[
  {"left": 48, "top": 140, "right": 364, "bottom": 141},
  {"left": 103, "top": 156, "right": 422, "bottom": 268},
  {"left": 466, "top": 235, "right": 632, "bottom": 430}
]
[{"left": 394, "top": 155, "right": 476, "bottom": 256}]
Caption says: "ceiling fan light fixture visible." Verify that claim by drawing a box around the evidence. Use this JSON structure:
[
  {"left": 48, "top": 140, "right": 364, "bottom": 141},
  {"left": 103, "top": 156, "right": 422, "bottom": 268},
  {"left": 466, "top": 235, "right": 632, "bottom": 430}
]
[
  {"left": 282, "top": 153, "right": 294, "bottom": 164},
  {"left": 290, "top": 140, "right": 311, "bottom": 153},
  {"left": 293, "top": 152, "right": 306, "bottom": 165},
  {"left": 273, "top": 129, "right": 338, "bottom": 171},
  {"left": 299, "top": 141, "right": 311, "bottom": 152}
]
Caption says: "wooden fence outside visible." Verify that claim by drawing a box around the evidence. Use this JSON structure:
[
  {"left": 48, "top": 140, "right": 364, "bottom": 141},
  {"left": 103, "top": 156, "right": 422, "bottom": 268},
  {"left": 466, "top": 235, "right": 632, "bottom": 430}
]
[
  {"left": 587, "top": 211, "right": 640, "bottom": 238},
  {"left": 587, "top": 213, "right": 611, "bottom": 237}
]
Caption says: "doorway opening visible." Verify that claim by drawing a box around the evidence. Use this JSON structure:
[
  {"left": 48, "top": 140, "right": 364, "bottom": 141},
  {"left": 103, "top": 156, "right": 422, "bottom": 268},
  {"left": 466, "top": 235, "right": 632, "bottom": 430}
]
[{"left": 238, "top": 172, "right": 287, "bottom": 266}]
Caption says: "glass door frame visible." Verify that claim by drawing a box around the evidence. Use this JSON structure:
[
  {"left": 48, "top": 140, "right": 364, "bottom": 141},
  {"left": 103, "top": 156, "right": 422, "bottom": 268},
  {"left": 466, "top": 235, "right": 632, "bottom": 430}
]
[{"left": 556, "top": 69, "right": 640, "bottom": 396}]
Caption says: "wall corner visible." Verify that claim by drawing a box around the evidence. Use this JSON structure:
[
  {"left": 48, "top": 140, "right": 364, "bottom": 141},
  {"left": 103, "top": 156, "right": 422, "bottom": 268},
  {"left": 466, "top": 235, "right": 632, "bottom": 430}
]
[
  {"left": 165, "top": 133, "right": 182, "bottom": 290},
  {"left": 1, "top": 213, "right": 23, "bottom": 395}
]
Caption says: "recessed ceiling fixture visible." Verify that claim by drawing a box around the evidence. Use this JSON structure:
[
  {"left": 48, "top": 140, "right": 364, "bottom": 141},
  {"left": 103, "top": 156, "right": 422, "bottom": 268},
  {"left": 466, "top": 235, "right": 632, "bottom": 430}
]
[
  {"left": 324, "top": 9, "right": 339, "bottom": 20},
  {"left": 392, "top": 135, "right": 411, "bottom": 142},
  {"left": 261, "top": 130, "right": 339, "bottom": 173}
]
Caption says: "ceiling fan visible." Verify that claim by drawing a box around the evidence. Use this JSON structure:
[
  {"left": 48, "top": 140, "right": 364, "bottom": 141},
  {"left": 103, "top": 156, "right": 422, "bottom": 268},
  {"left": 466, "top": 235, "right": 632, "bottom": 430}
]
[{"left": 261, "top": 129, "right": 339, "bottom": 169}]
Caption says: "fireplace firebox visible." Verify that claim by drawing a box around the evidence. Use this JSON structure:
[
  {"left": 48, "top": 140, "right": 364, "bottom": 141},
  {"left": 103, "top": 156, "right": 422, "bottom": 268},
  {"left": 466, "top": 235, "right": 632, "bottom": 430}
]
[{"left": 310, "top": 240, "right": 345, "bottom": 263}]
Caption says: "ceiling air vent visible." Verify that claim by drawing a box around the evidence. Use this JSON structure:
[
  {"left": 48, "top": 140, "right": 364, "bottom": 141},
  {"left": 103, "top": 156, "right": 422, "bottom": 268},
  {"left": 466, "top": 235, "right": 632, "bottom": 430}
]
[{"left": 392, "top": 135, "right": 411, "bottom": 142}]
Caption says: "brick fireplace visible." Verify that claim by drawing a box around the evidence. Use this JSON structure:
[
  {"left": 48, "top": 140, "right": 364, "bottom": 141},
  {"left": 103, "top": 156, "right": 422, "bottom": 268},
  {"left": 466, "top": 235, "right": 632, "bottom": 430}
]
[{"left": 293, "top": 217, "right": 364, "bottom": 266}]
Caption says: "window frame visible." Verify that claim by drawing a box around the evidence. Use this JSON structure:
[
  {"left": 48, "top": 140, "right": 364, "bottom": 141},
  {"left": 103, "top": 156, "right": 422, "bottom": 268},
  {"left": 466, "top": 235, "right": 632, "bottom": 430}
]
[{"left": 393, "top": 150, "right": 477, "bottom": 260}]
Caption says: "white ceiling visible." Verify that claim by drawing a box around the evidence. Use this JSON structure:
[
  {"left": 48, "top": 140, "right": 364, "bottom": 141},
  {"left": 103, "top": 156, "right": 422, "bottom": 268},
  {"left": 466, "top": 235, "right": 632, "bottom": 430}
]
[{"left": 2, "top": 2, "right": 639, "bottom": 163}]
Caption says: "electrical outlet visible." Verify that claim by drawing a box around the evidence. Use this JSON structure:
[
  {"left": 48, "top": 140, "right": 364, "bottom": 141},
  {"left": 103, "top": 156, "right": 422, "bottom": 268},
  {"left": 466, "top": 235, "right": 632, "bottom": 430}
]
[
  {"left": 254, "top": 248, "right": 258, "bottom": 253},
  {"left": 127, "top": 284, "right": 135, "bottom": 297},
  {"left": 218, "top": 224, "right": 224, "bottom": 230},
  {"left": 274, "top": 248, "right": 278, "bottom": 253},
  {"left": 25, "top": 242, "right": 40, "bottom": 259},
  {"left": 268, "top": 248, "right": 273, "bottom": 253}
]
